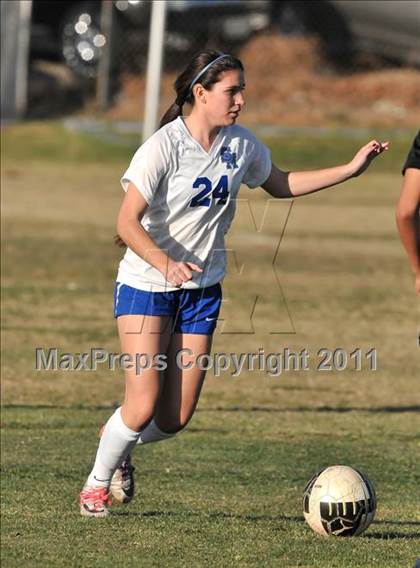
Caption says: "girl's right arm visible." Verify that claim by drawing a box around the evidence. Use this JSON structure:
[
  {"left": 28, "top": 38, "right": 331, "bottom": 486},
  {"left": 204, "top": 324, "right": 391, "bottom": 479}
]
[{"left": 116, "top": 182, "right": 202, "bottom": 287}]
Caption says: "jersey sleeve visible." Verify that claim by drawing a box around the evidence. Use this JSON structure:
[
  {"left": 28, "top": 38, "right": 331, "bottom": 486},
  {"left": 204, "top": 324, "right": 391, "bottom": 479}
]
[
  {"left": 242, "top": 138, "right": 272, "bottom": 189},
  {"left": 120, "top": 133, "right": 169, "bottom": 204},
  {"left": 402, "top": 130, "right": 420, "bottom": 175}
]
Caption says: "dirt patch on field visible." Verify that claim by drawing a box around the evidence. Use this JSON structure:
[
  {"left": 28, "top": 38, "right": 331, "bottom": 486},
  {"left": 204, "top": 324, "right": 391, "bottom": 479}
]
[{"left": 103, "top": 33, "right": 420, "bottom": 128}]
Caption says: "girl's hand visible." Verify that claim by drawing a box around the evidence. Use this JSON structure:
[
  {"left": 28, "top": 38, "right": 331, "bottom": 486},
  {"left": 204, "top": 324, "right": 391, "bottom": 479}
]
[
  {"left": 348, "top": 140, "right": 390, "bottom": 177},
  {"left": 165, "top": 260, "right": 203, "bottom": 287}
]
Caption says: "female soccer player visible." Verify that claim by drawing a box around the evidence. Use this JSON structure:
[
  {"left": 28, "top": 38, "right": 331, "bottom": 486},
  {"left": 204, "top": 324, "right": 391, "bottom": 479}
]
[
  {"left": 80, "top": 50, "right": 389, "bottom": 516},
  {"left": 396, "top": 131, "right": 420, "bottom": 295}
]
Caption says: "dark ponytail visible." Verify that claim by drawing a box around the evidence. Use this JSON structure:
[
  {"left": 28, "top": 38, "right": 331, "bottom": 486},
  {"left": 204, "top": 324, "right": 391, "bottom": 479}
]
[
  {"left": 159, "top": 101, "right": 183, "bottom": 128},
  {"left": 115, "top": 50, "right": 244, "bottom": 247},
  {"left": 159, "top": 70, "right": 192, "bottom": 127}
]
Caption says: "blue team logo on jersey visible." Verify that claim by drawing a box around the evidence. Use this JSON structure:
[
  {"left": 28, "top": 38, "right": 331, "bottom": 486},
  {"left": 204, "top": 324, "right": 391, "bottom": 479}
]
[{"left": 220, "top": 146, "right": 238, "bottom": 169}]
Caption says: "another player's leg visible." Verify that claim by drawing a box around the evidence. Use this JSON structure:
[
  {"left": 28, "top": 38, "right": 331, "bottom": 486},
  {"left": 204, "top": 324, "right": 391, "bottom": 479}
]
[{"left": 80, "top": 314, "right": 171, "bottom": 516}]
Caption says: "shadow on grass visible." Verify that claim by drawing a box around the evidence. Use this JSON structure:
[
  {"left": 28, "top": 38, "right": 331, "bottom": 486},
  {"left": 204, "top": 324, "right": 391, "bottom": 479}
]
[
  {"left": 111, "top": 510, "right": 420, "bottom": 538},
  {"left": 363, "top": 532, "right": 420, "bottom": 540},
  {"left": 1, "top": 403, "right": 118, "bottom": 411},
  {"left": 187, "top": 427, "right": 228, "bottom": 434},
  {"left": 375, "top": 520, "right": 420, "bottom": 527},
  {"left": 112, "top": 509, "right": 303, "bottom": 525},
  {"left": 199, "top": 405, "right": 420, "bottom": 414},
  {"left": 3, "top": 404, "right": 420, "bottom": 414}
]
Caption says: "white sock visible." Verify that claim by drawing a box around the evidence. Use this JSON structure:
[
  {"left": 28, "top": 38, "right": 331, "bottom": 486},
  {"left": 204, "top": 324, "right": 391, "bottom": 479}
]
[
  {"left": 137, "top": 419, "right": 176, "bottom": 445},
  {"left": 86, "top": 408, "right": 140, "bottom": 488}
]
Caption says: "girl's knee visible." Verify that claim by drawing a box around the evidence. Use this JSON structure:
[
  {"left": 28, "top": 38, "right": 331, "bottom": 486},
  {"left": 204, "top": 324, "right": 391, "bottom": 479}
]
[{"left": 121, "top": 404, "right": 155, "bottom": 432}]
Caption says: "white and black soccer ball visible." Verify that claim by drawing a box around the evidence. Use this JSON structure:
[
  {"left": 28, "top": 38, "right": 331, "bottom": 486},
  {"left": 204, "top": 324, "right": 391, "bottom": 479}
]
[{"left": 303, "top": 465, "right": 376, "bottom": 537}]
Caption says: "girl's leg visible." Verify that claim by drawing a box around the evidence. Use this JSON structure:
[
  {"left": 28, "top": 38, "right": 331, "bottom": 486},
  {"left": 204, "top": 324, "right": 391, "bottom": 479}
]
[
  {"left": 117, "top": 314, "right": 172, "bottom": 431},
  {"left": 80, "top": 315, "right": 171, "bottom": 516},
  {"left": 137, "top": 284, "right": 221, "bottom": 442},
  {"left": 152, "top": 332, "right": 213, "bottom": 434},
  {"left": 110, "top": 331, "right": 213, "bottom": 507}
]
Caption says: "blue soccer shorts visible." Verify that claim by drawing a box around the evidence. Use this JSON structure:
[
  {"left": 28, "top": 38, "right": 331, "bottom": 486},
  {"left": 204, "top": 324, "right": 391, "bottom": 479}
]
[{"left": 113, "top": 282, "right": 222, "bottom": 335}]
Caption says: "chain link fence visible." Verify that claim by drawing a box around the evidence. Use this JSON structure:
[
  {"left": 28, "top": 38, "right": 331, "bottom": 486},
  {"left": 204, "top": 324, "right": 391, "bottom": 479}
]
[{"left": 27, "top": 0, "right": 420, "bottom": 129}]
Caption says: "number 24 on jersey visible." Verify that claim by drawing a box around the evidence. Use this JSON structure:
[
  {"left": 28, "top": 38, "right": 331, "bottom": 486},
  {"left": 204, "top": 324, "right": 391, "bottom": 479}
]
[{"left": 189, "top": 175, "right": 229, "bottom": 207}]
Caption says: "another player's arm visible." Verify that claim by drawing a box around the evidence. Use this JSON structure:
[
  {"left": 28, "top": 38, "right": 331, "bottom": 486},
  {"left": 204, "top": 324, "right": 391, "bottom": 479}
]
[
  {"left": 396, "top": 168, "right": 420, "bottom": 294},
  {"left": 262, "top": 140, "right": 389, "bottom": 198},
  {"left": 116, "top": 182, "right": 202, "bottom": 286}
]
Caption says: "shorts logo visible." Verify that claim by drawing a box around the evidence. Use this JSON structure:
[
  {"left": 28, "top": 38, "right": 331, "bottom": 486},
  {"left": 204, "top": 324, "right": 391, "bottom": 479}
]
[{"left": 220, "top": 146, "right": 238, "bottom": 169}]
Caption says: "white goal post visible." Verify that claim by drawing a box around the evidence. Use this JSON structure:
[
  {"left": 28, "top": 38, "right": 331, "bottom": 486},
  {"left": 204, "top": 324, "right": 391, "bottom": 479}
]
[{"left": 142, "top": 0, "right": 167, "bottom": 142}]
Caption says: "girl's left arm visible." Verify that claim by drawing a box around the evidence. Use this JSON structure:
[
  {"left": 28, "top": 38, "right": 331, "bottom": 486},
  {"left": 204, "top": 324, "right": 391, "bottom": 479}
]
[{"left": 262, "top": 139, "right": 389, "bottom": 199}]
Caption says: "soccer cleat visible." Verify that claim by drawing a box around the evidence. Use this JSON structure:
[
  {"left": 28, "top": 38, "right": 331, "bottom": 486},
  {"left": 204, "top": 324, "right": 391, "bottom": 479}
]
[
  {"left": 80, "top": 485, "right": 112, "bottom": 517},
  {"left": 110, "top": 455, "right": 135, "bottom": 504}
]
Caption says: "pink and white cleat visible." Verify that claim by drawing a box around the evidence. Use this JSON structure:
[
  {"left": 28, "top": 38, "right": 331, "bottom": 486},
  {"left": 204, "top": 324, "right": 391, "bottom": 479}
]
[{"left": 80, "top": 486, "right": 112, "bottom": 517}]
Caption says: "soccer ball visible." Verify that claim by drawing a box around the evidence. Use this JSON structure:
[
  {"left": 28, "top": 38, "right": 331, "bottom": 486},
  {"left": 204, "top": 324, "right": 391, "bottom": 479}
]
[{"left": 303, "top": 465, "right": 376, "bottom": 537}]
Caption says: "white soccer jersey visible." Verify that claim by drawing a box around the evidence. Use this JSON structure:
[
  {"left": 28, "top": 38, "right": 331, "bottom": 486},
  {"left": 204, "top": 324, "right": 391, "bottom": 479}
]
[{"left": 117, "top": 116, "right": 271, "bottom": 291}]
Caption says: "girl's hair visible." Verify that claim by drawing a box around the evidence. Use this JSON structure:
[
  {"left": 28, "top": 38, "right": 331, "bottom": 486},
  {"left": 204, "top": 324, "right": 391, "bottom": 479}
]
[
  {"left": 159, "top": 50, "right": 244, "bottom": 127},
  {"left": 115, "top": 50, "right": 243, "bottom": 248}
]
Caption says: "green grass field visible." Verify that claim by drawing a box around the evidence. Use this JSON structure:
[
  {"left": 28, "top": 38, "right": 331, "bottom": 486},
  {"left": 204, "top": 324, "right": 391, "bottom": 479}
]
[{"left": 1, "top": 122, "right": 419, "bottom": 567}]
